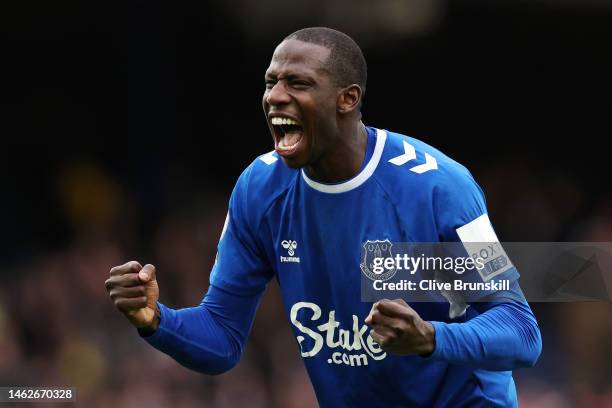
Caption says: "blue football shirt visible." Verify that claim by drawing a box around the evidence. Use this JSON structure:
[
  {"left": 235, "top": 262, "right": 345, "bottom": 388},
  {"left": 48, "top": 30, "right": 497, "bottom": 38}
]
[{"left": 208, "top": 126, "right": 525, "bottom": 407}]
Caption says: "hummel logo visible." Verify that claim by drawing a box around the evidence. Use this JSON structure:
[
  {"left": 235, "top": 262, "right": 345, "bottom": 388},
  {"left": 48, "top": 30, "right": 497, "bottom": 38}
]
[
  {"left": 280, "top": 240, "right": 300, "bottom": 263},
  {"left": 282, "top": 240, "right": 297, "bottom": 255}
]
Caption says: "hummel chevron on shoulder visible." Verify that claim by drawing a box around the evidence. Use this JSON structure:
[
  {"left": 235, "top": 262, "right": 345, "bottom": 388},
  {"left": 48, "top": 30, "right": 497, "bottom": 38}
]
[{"left": 388, "top": 141, "right": 438, "bottom": 174}]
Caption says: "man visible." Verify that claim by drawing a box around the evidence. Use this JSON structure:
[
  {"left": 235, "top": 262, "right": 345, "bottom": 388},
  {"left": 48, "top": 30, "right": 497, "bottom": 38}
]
[{"left": 105, "top": 27, "right": 541, "bottom": 407}]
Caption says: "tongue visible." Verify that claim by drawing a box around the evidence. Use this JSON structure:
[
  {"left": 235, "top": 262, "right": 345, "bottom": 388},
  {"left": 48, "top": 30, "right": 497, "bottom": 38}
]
[{"left": 281, "top": 130, "right": 302, "bottom": 147}]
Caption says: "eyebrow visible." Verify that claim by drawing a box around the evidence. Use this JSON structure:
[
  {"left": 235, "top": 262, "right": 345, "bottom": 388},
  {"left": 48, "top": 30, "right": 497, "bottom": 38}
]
[{"left": 265, "top": 72, "right": 315, "bottom": 82}]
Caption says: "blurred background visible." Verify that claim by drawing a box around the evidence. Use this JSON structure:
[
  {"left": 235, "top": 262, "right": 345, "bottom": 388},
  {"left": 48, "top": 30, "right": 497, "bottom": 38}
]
[{"left": 1, "top": 0, "right": 611, "bottom": 407}]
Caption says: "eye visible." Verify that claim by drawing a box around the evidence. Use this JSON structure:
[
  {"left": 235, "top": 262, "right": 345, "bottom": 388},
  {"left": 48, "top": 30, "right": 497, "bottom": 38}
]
[
  {"left": 265, "top": 79, "right": 276, "bottom": 89},
  {"left": 291, "top": 80, "right": 310, "bottom": 89}
]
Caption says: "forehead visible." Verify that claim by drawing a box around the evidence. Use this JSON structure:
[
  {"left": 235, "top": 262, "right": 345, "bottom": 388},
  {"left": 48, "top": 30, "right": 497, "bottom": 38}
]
[{"left": 265, "top": 39, "right": 331, "bottom": 77}]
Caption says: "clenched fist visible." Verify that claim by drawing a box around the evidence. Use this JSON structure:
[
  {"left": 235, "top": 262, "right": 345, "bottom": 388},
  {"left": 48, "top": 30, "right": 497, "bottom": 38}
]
[
  {"left": 365, "top": 299, "right": 436, "bottom": 356},
  {"left": 105, "top": 261, "right": 160, "bottom": 330}
]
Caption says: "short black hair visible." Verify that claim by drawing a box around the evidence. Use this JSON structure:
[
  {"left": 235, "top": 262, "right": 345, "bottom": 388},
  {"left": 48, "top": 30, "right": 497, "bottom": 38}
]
[{"left": 285, "top": 27, "right": 367, "bottom": 94}]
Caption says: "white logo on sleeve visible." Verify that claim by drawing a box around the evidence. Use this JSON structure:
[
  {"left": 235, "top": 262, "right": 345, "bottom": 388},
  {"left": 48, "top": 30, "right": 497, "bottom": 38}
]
[
  {"left": 280, "top": 240, "right": 300, "bottom": 263},
  {"left": 388, "top": 141, "right": 438, "bottom": 174}
]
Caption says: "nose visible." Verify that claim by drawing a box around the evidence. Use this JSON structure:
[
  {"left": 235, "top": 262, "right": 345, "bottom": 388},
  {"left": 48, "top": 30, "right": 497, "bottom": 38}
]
[{"left": 265, "top": 81, "right": 291, "bottom": 106}]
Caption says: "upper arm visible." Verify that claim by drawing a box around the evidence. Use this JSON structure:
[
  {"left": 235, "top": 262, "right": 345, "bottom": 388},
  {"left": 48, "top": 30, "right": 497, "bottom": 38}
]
[
  {"left": 433, "top": 167, "right": 520, "bottom": 305},
  {"left": 210, "top": 166, "right": 274, "bottom": 297}
]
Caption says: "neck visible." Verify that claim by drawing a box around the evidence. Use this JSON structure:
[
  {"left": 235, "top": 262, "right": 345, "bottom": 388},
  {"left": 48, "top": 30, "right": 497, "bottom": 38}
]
[{"left": 304, "top": 121, "right": 368, "bottom": 183}]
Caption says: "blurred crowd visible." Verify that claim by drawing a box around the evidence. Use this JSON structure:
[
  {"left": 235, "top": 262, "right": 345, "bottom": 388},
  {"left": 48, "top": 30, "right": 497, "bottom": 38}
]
[
  {"left": 0, "top": 156, "right": 610, "bottom": 408},
  {"left": 0, "top": 160, "right": 317, "bottom": 407}
]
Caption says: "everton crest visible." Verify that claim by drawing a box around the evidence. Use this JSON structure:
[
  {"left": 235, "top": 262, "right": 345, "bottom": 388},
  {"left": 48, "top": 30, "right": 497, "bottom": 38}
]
[{"left": 360, "top": 240, "right": 397, "bottom": 281}]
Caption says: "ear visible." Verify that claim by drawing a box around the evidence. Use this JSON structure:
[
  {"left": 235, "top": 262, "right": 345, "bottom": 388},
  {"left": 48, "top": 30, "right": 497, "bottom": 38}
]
[{"left": 337, "top": 84, "right": 362, "bottom": 114}]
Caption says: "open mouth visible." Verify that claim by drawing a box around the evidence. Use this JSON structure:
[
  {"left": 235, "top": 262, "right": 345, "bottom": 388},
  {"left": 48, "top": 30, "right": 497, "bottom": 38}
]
[{"left": 270, "top": 116, "right": 304, "bottom": 157}]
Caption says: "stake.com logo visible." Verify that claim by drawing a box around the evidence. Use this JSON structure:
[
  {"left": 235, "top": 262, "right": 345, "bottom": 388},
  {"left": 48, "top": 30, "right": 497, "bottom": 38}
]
[{"left": 290, "top": 302, "right": 386, "bottom": 367}]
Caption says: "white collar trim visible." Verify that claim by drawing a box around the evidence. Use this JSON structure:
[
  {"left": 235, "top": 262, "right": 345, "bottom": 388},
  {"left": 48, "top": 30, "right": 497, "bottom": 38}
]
[{"left": 301, "top": 128, "right": 386, "bottom": 194}]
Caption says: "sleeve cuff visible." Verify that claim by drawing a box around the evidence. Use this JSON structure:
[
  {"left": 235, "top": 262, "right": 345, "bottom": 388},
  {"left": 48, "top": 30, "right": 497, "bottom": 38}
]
[
  {"left": 419, "top": 321, "right": 446, "bottom": 361},
  {"left": 137, "top": 302, "right": 171, "bottom": 345}
]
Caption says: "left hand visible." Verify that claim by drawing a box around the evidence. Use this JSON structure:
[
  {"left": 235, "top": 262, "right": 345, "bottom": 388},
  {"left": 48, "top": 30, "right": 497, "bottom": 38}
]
[{"left": 365, "top": 299, "right": 436, "bottom": 355}]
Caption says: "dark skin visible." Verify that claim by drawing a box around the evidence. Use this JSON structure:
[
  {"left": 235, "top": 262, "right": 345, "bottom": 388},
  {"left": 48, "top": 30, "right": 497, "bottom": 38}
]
[
  {"left": 105, "top": 261, "right": 160, "bottom": 330},
  {"left": 105, "top": 38, "right": 436, "bottom": 355},
  {"left": 365, "top": 299, "right": 435, "bottom": 355},
  {"left": 263, "top": 38, "right": 367, "bottom": 182}
]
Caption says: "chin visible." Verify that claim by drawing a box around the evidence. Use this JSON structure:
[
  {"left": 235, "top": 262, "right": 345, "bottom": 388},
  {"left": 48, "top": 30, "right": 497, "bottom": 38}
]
[
  {"left": 280, "top": 155, "right": 306, "bottom": 169},
  {"left": 276, "top": 144, "right": 312, "bottom": 169}
]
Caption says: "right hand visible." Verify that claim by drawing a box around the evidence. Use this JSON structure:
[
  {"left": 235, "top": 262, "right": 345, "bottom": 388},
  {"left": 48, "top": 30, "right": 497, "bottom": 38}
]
[{"left": 105, "top": 261, "right": 160, "bottom": 330}]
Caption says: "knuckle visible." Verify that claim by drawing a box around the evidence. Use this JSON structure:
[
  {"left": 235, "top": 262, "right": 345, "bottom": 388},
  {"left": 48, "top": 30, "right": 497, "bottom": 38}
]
[
  {"left": 391, "top": 323, "right": 404, "bottom": 334},
  {"left": 395, "top": 298, "right": 409, "bottom": 307},
  {"left": 104, "top": 279, "right": 113, "bottom": 291},
  {"left": 110, "top": 265, "right": 124, "bottom": 276}
]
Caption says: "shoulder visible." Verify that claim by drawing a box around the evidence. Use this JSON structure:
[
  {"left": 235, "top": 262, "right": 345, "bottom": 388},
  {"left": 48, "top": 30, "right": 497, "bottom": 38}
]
[
  {"left": 233, "top": 150, "right": 297, "bottom": 212},
  {"left": 377, "top": 129, "right": 480, "bottom": 199},
  {"left": 375, "top": 129, "right": 488, "bottom": 240}
]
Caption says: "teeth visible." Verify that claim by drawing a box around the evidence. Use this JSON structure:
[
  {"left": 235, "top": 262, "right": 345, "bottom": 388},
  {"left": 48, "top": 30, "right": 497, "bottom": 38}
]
[
  {"left": 277, "top": 141, "right": 300, "bottom": 150},
  {"left": 271, "top": 117, "right": 300, "bottom": 126}
]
